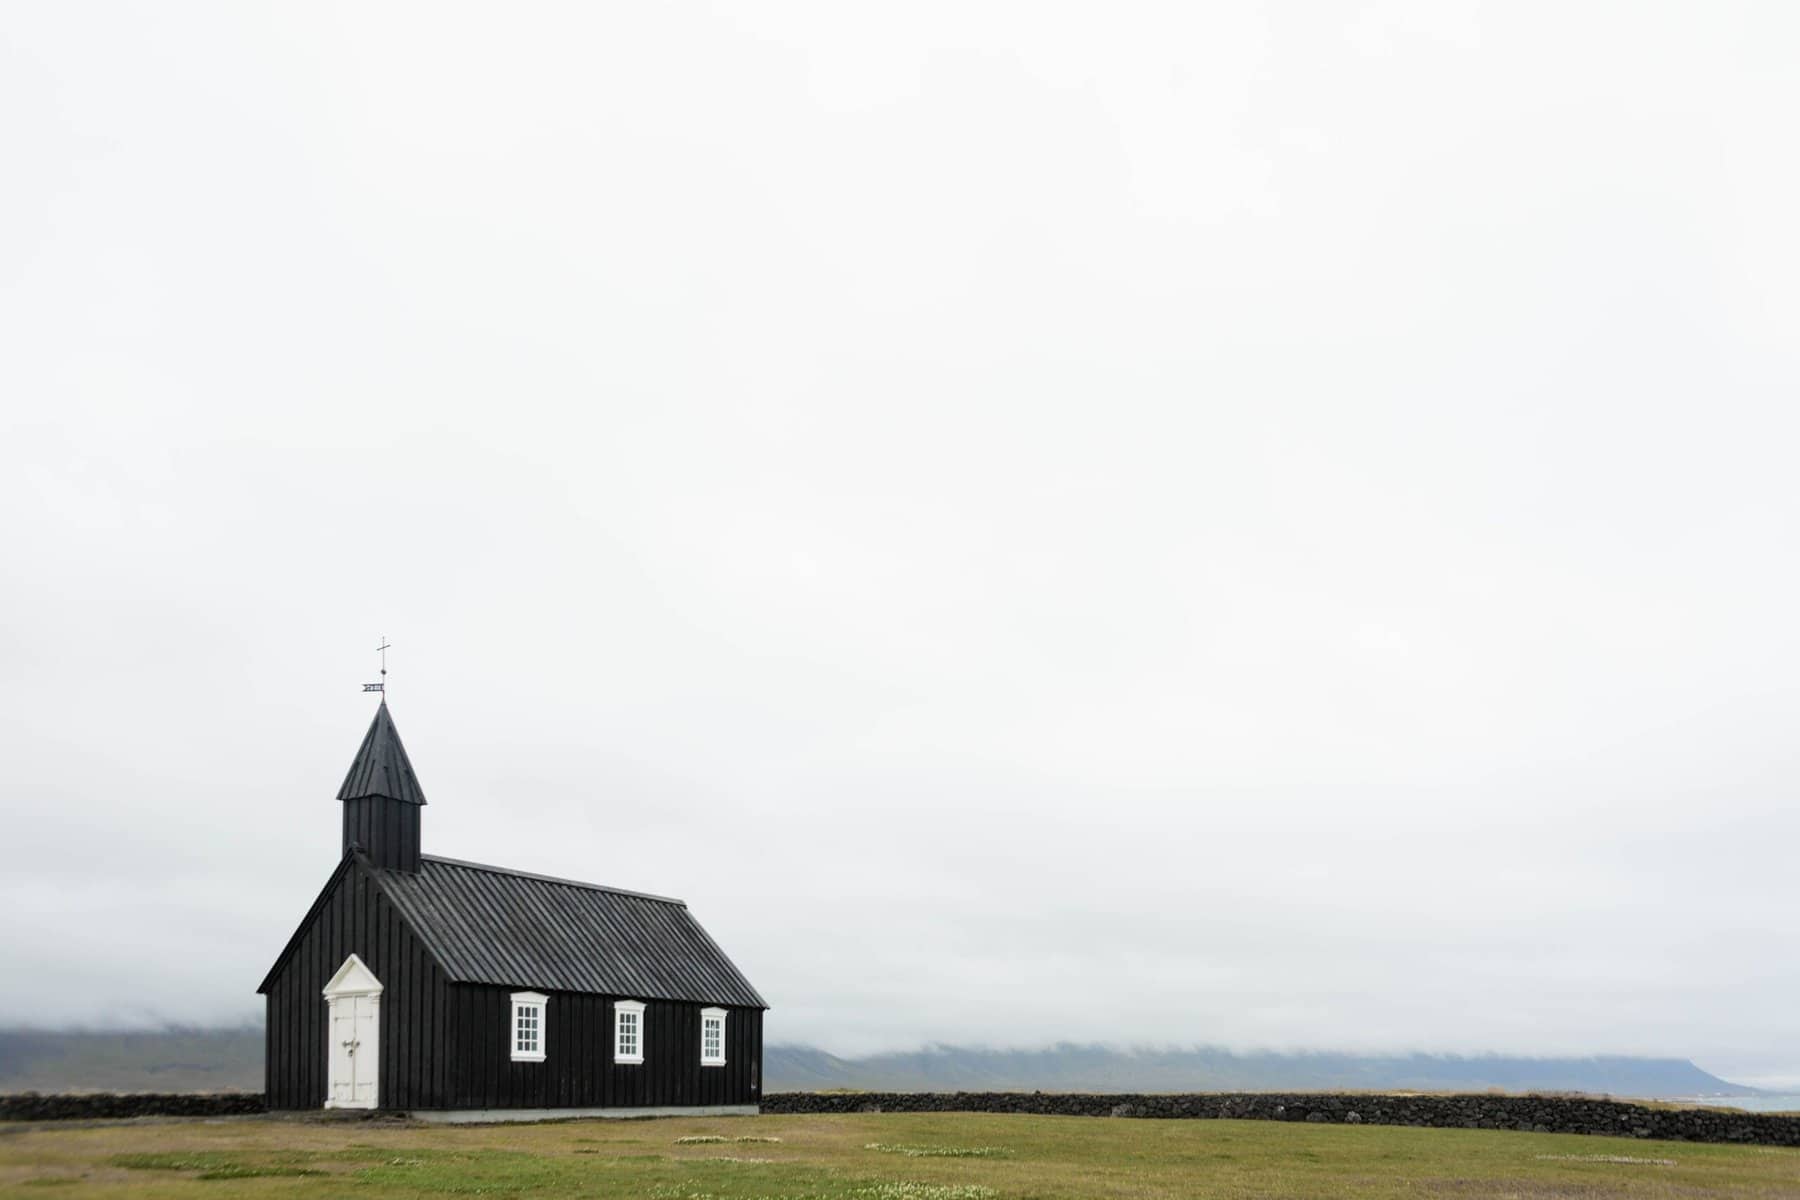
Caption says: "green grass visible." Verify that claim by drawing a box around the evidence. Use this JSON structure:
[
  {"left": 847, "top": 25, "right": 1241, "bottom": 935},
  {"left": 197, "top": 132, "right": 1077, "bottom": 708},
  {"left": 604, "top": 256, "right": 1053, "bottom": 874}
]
[
  {"left": 0, "top": 1111, "right": 1796, "bottom": 1197},
  {"left": 863, "top": 1144, "right": 1011, "bottom": 1158}
]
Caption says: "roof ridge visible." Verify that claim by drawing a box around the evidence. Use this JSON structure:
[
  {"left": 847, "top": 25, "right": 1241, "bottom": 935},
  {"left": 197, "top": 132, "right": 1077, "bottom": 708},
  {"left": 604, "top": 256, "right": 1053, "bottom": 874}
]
[{"left": 419, "top": 854, "right": 687, "bottom": 907}]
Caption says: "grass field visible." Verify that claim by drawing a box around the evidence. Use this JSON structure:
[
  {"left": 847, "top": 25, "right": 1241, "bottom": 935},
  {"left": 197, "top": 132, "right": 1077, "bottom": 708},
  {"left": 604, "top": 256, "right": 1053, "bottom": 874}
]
[{"left": 3, "top": 1111, "right": 1797, "bottom": 1198}]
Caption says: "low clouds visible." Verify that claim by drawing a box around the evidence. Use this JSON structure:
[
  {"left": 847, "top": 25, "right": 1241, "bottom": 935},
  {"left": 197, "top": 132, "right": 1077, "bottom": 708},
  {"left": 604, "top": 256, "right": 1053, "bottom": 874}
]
[{"left": 2, "top": 2, "right": 1797, "bottom": 1088}]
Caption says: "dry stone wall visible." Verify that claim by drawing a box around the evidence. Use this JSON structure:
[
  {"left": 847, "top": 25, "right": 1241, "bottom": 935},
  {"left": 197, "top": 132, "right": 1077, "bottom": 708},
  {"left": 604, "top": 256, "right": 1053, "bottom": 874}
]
[
  {"left": 0, "top": 1092, "right": 267, "bottom": 1121},
  {"left": 6, "top": 1089, "right": 1797, "bottom": 1147},
  {"left": 763, "top": 1090, "right": 1800, "bottom": 1147}
]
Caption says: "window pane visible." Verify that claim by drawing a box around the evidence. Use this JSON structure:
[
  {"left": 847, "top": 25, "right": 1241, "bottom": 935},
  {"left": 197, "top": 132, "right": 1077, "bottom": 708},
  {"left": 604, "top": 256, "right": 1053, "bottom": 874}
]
[
  {"left": 617, "top": 1007, "right": 642, "bottom": 1058},
  {"left": 515, "top": 1003, "right": 543, "bottom": 1056}
]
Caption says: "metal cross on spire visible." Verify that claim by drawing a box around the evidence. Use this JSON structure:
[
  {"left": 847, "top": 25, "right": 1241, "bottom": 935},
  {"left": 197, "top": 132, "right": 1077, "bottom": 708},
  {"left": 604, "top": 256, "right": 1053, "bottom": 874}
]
[{"left": 363, "top": 638, "right": 391, "bottom": 695}]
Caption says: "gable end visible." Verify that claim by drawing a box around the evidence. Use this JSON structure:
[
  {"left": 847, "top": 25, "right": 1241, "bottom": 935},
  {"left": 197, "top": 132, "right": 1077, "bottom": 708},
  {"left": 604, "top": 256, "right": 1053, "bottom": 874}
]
[
  {"left": 257, "top": 853, "right": 450, "bottom": 993},
  {"left": 257, "top": 854, "right": 356, "bottom": 995}
]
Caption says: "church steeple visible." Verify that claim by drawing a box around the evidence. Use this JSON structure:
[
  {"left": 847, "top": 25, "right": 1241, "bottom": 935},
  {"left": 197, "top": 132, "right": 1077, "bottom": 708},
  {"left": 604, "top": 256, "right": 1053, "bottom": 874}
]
[{"left": 338, "top": 701, "right": 426, "bottom": 872}]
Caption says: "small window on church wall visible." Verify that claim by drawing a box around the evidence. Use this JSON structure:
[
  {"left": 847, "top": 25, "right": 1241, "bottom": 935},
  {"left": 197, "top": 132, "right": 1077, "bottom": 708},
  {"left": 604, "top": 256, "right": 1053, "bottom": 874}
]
[
  {"left": 615, "top": 999, "right": 645, "bottom": 1064},
  {"left": 511, "top": 991, "right": 547, "bottom": 1062},
  {"left": 701, "top": 1007, "right": 727, "bottom": 1067}
]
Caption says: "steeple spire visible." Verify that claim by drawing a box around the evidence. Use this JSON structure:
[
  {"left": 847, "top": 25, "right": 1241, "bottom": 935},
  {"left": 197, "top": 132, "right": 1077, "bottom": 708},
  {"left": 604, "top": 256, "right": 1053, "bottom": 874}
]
[
  {"left": 337, "top": 701, "right": 427, "bottom": 806},
  {"left": 338, "top": 701, "right": 426, "bottom": 872}
]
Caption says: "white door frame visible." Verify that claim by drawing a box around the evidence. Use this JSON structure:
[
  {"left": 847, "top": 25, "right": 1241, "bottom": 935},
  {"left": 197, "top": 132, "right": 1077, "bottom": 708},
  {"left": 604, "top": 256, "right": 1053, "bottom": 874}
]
[{"left": 322, "top": 953, "right": 383, "bottom": 1110}]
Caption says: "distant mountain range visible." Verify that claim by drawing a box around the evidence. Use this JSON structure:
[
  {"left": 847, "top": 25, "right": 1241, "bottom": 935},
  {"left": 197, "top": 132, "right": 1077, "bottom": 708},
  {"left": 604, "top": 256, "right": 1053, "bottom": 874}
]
[
  {"left": 766, "top": 1043, "right": 1757, "bottom": 1098},
  {"left": 0, "top": 1028, "right": 1755, "bottom": 1099},
  {"left": 0, "top": 1028, "right": 264, "bottom": 1094}
]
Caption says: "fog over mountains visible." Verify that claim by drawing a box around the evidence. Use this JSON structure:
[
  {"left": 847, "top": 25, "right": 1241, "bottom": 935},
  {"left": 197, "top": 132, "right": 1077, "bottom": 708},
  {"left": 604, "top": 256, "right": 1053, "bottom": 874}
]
[
  {"left": 0, "top": 1029, "right": 1753, "bottom": 1099},
  {"left": 766, "top": 1044, "right": 1754, "bottom": 1097},
  {"left": 0, "top": 1029, "right": 265, "bottom": 1095}
]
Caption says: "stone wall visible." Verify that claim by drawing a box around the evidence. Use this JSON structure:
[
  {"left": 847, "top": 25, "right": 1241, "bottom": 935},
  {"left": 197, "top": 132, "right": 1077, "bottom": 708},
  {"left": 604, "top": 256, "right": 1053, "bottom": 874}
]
[
  {"left": 7, "top": 1088, "right": 1797, "bottom": 1147},
  {"left": 763, "top": 1091, "right": 1800, "bottom": 1147},
  {"left": 0, "top": 1092, "right": 267, "bottom": 1121}
]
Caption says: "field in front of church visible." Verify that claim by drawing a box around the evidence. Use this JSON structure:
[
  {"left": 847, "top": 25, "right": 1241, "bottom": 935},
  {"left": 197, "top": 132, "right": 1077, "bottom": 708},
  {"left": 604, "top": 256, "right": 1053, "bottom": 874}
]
[{"left": 3, "top": 1111, "right": 1798, "bottom": 1198}]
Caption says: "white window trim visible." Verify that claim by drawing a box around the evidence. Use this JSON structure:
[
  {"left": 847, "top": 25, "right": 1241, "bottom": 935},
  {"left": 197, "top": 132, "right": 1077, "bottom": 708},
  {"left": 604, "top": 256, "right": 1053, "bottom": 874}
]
[
  {"left": 700, "top": 1006, "right": 727, "bottom": 1067},
  {"left": 614, "top": 999, "right": 646, "bottom": 1065},
  {"left": 511, "top": 991, "right": 548, "bottom": 1063}
]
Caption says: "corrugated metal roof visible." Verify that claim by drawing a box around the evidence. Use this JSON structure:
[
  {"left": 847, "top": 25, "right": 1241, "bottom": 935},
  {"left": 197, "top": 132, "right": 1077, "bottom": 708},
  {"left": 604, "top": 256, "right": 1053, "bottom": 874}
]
[
  {"left": 368, "top": 856, "right": 767, "bottom": 1008},
  {"left": 336, "top": 702, "right": 427, "bottom": 805}
]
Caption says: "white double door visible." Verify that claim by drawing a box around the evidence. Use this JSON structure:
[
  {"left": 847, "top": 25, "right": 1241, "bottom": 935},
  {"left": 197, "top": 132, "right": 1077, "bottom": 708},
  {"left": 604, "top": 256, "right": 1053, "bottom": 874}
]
[{"left": 323, "top": 954, "right": 382, "bottom": 1110}]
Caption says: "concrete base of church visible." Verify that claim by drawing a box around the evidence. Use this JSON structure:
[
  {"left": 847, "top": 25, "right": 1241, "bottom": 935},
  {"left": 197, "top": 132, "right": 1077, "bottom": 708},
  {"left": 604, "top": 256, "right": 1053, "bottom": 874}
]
[{"left": 407, "top": 1104, "right": 760, "bottom": 1124}]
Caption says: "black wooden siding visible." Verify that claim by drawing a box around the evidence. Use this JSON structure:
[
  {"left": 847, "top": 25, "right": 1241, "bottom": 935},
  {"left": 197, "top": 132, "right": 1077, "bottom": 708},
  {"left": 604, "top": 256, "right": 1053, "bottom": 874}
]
[
  {"left": 263, "top": 859, "right": 449, "bottom": 1110},
  {"left": 264, "top": 858, "right": 763, "bottom": 1110},
  {"left": 341, "top": 796, "right": 421, "bottom": 874},
  {"left": 446, "top": 987, "right": 762, "bottom": 1109}
]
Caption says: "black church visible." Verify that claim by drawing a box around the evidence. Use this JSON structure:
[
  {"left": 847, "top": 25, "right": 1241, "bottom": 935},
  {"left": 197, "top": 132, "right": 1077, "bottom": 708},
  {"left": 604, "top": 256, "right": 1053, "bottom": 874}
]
[{"left": 258, "top": 702, "right": 766, "bottom": 1119}]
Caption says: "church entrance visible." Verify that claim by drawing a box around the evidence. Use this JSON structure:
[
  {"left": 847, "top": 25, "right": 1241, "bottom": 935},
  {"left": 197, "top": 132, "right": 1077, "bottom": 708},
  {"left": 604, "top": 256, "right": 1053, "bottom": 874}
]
[{"left": 322, "top": 954, "right": 382, "bottom": 1109}]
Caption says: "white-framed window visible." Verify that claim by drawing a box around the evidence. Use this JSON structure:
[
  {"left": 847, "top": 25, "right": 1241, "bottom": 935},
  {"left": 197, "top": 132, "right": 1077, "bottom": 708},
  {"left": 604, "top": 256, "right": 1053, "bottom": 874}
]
[
  {"left": 700, "top": 1007, "right": 727, "bottom": 1067},
  {"left": 511, "top": 991, "right": 547, "bottom": 1062},
  {"left": 614, "top": 999, "right": 645, "bottom": 1064}
]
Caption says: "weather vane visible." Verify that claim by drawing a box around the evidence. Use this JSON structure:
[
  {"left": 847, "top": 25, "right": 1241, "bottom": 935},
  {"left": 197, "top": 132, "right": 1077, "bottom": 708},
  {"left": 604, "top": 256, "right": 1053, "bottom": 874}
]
[{"left": 363, "top": 638, "right": 391, "bottom": 694}]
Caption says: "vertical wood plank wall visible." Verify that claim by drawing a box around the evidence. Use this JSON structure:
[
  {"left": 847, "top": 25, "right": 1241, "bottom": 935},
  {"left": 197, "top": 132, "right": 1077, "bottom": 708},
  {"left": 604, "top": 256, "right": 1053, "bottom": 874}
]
[
  {"left": 265, "top": 862, "right": 764, "bottom": 1110},
  {"left": 340, "top": 797, "right": 421, "bottom": 873},
  {"left": 447, "top": 988, "right": 762, "bottom": 1109},
  {"left": 264, "top": 864, "right": 449, "bottom": 1110}
]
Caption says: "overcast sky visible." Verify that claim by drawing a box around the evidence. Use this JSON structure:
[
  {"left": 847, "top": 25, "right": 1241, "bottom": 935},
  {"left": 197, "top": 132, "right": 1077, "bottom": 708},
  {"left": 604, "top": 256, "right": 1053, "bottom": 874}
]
[{"left": 4, "top": 2, "right": 1798, "bottom": 1088}]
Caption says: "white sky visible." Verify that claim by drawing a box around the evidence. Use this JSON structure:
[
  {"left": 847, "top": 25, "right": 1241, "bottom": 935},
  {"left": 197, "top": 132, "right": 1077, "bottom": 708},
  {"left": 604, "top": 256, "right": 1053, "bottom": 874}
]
[{"left": 3, "top": 2, "right": 1798, "bottom": 1088}]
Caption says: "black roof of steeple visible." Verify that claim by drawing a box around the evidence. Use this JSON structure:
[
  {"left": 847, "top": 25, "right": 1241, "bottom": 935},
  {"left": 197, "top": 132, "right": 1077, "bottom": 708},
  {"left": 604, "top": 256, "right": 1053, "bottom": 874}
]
[{"left": 336, "top": 701, "right": 427, "bottom": 805}]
